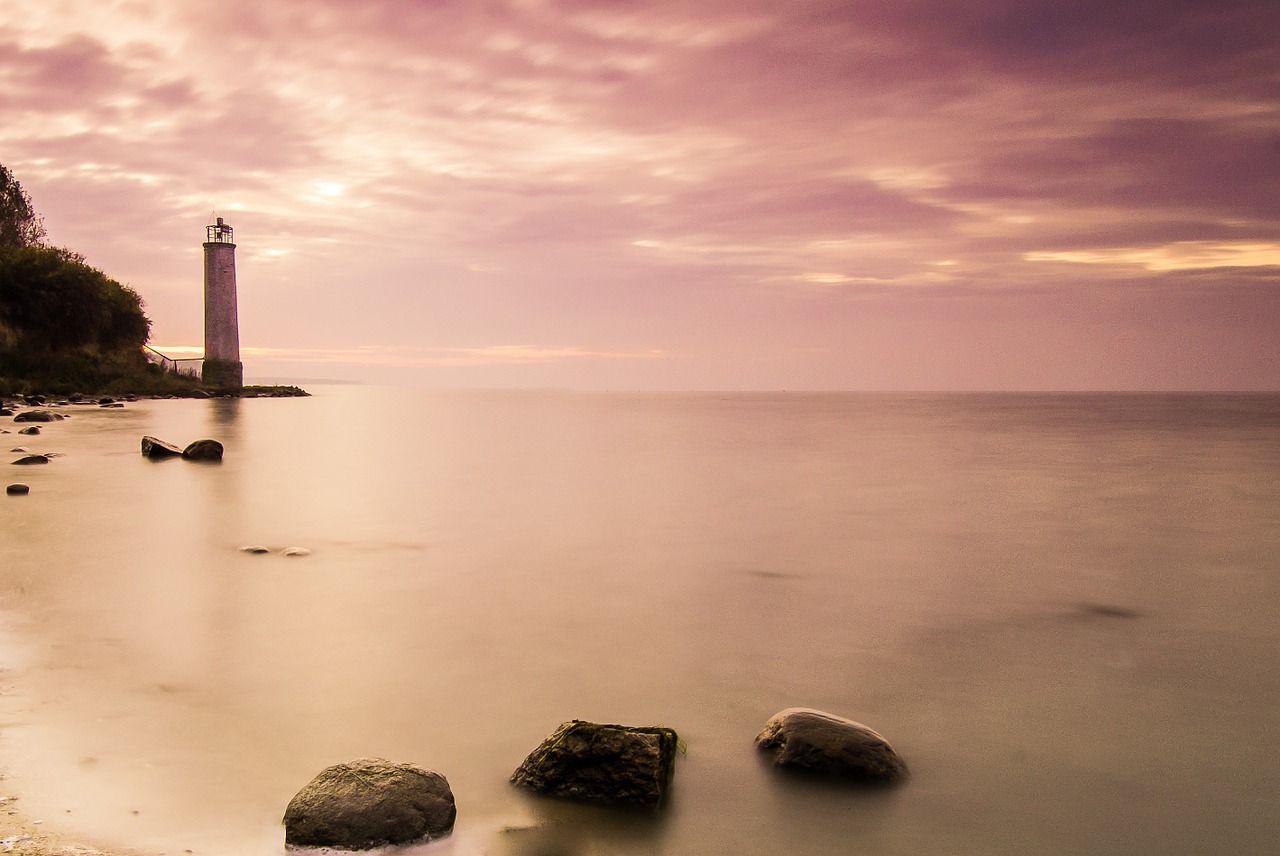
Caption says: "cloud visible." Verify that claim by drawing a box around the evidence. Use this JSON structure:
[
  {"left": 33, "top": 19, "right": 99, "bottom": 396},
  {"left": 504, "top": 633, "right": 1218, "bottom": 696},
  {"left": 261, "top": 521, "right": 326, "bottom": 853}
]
[
  {"left": 1025, "top": 241, "right": 1280, "bottom": 272},
  {"left": 0, "top": 33, "right": 124, "bottom": 108},
  {"left": 143, "top": 343, "right": 668, "bottom": 368},
  {"left": 2, "top": 0, "right": 1278, "bottom": 388}
]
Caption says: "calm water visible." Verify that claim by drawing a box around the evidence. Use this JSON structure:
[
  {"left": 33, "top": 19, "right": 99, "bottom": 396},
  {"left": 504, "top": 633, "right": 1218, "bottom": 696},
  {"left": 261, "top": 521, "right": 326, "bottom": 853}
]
[{"left": 1, "top": 388, "right": 1278, "bottom": 856}]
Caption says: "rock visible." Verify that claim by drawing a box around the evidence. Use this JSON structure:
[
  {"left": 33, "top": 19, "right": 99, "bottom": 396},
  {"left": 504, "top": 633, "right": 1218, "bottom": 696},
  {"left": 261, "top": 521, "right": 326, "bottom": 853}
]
[
  {"left": 23, "top": 395, "right": 45, "bottom": 405},
  {"left": 13, "top": 410, "right": 61, "bottom": 422},
  {"left": 18, "top": 426, "right": 41, "bottom": 435},
  {"left": 190, "top": 389, "right": 211, "bottom": 399},
  {"left": 510, "top": 720, "right": 680, "bottom": 809},
  {"left": 0, "top": 408, "right": 12, "bottom": 416},
  {"left": 281, "top": 547, "right": 312, "bottom": 557},
  {"left": 282, "top": 758, "right": 456, "bottom": 849},
  {"left": 182, "top": 439, "right": 223, "bottom": 462},
  {"left": 1078, "top": 602, "right": 1140, "bottom": 619},
  {"left": 12, "top": 455, "right": 50, "bottom": 465},
  {"left": 755, "top": 708, "right": 907, "bottom": 784},
  {"left": 100, "top": 402, "right": 125, "bottom": 408},
  {"left": 140, "top": 436, "right": 183, "bottom": 459},
  {"left": 6, "top": 484, "right": 29, "bottom": 495},
  {"left": 239, "top": 545, "right": 270, "bottom": 554},
  {"left": 10, "top": 447, "right": 27, "bottom": 453},
  {"left": 98, "top": 397, "right": 114, "bottom": 405}
]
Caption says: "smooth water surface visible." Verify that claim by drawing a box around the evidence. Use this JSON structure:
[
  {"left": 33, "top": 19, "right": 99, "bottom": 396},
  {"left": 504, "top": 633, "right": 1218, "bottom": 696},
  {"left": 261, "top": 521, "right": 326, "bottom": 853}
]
[{"left": 2, "top": 388, "right": 1278, "bottom": 855}]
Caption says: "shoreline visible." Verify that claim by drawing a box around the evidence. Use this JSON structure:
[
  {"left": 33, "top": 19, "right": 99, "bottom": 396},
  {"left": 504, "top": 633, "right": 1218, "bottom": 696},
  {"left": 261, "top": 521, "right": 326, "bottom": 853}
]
[
  {"left": 3, "top": 391, "right": 293, "bottom": 856},
  {"left": 0, "top": 797, "right": 144, "bottom": 856}
]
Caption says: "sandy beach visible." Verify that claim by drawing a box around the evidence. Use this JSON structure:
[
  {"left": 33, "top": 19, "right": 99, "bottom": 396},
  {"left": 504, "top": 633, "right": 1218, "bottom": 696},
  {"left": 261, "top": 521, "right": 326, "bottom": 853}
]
[{"left": 0, "top": 788, "right": 138, "bottom": 856}]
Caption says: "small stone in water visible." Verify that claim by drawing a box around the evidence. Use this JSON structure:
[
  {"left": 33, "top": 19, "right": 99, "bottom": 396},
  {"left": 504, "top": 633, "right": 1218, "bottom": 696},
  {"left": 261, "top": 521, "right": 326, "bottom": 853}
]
[
  {"left": 6, "top": 484, "right": 29, "bottom": 495},
  {"left": 281, "top": 547, "right": 312, "bottom": 557},
  {"left": 239, "top": 546, "right": 270, "bottom": 554}
]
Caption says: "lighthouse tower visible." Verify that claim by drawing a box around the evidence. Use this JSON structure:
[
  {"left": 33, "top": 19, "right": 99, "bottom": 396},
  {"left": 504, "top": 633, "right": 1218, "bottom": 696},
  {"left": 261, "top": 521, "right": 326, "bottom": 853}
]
[{"left": 202, "top": 216, "right": 243, "bottom": 387}]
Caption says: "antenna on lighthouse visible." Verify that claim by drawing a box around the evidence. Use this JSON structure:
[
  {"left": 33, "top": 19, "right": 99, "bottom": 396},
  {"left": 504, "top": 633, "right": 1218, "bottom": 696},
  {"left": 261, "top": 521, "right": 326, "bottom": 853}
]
[{"left": 202, "top": 216, "right": 243, "bottom": 388}]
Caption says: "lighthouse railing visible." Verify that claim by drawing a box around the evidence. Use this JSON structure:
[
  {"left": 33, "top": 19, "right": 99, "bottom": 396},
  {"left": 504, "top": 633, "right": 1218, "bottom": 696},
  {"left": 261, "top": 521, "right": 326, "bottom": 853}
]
[{"left": 142, "top": 345, "right": 203, "bottom": 377}]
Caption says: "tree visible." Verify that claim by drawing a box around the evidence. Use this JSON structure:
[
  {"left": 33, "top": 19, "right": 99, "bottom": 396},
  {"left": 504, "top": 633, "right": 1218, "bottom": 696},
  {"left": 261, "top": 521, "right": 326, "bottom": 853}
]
[
  {"left": 0, "top": 244, "right": 150, "bottom": 353},
  {"left": 0, "top": 163, "right": 47, "bottom": 249}
]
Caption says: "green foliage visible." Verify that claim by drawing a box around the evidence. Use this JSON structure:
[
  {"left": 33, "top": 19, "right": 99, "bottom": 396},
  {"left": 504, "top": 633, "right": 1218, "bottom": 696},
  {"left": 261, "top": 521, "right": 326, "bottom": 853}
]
[
  {"left": 0, "top": 243, "right": 151, "bottom": 354},
  {"left": 0, "top": 163, "right": 211, "bottom": 395},
  {"left": 0, "top": 163, "right": 159, "bottom": 393},
  {"left": 0, "top": 164, "right": 46, "bottom": 249}
]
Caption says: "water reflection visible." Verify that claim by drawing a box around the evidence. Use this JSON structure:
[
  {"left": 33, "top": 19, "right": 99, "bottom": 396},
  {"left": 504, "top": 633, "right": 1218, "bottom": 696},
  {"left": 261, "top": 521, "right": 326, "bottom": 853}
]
[
  {"left": 1, "top": 390, "right": 1278, "bottom": 856},
  {"left": 209, "top": 395, "right": 242, "bottom": 438},
  {"left": 493, "top": 797, "right": 673, "bottom": 856}
]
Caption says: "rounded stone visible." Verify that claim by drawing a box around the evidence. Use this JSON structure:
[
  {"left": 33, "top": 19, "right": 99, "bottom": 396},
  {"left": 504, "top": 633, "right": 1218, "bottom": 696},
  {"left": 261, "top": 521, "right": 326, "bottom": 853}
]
[
  {"left": 281, "top": 547, "right": 312, "bottom": 557},
  {"left": 282, "top": 758, "right": 456, "bottom": 849},
  {"left": 13, "top": 410, "right": 61, "bottom": 423},
  {"left": 756, "top": 708, "right": 907, "bottom": 784},
  {"left": 239, "top": 545, "right": 270, "bottom": 554},
  {"left": 6, "top": 484, "right": 30, "bottom": 495},
  {"left": 182, "top": 439, "right": 224, "bottom": 461}
]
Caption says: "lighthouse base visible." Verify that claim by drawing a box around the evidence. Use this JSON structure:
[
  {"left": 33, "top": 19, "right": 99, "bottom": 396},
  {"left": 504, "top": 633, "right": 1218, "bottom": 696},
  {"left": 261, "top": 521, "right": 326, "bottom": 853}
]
[{"left": 202, "top": 358, "right": 244, "bottom": 389}]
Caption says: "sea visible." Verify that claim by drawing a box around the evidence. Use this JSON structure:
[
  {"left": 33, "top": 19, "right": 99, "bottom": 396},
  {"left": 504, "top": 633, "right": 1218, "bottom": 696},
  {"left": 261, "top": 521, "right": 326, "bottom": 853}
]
[{"left": 1, "top": 387, "right": 1278, "bottom": 856}]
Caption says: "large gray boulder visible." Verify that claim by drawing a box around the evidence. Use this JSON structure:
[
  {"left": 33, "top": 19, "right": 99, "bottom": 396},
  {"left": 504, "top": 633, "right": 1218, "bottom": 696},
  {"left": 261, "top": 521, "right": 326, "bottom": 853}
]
[
  {"left": 13, "top": 410, "right": 62, "bottom": 423},
  {"left": 182, "top": 439, "right": 224, "bottom": 461},
  {"left": 755, "top": 708, "right": 907, "bottom": 784},
  {"left": 511, "top": 720, "right": 680, "bottom": 809},
  {"left": 141, "top": 436, "right": 183, "bottom": 459},
  {"left": 282, "top": 758, "right": 456, "bottom": 850}
]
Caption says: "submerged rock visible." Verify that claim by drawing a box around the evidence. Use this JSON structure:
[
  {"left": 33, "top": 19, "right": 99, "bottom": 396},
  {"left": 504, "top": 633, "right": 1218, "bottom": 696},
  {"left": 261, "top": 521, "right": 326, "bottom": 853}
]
[
  {"left": 182, "top": 439, "right": 224, "bottom": 462},
  {"left": 6, "top": 483, "right": 29, "bottom": 495},
  {"left": 1078, "top": 602, "right": 1141, "bottom": 619},
  {"left": 11, "top": 454, "right": 51, "bottom": 465},
  {"left": 141, "top": 436, "right": 183, "bottom": 459},
  {"left": 13, "top": 410, "right": 61, "bottom": 422},
  {"left": 511, "top": 720, "right": 681, "bottom": 809},
  {"left": 282, "top": 757, "right": 456, "bottom": 850},
  {"left": 281, "top": 547, "right": 312, "bottom": 557},
  {"left": 239, "top": 545, "right": 270, "bottom": 554},
  {"left": 17, "top": 426, "right": 40, "bottom": 435},
  {"left": 756, "top": 708, "right": 907, "bottom": 784}
]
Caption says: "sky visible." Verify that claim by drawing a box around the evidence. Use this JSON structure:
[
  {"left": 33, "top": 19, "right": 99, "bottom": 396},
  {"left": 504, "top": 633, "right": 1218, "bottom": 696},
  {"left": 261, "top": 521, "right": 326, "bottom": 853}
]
[{"left": 2, "top": 0, "right": 1278, "bottom": 390}]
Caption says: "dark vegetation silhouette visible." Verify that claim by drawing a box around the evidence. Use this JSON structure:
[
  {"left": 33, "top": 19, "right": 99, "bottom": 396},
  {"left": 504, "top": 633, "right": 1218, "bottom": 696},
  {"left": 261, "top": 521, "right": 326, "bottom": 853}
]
[{"left": 0, "top": 163, "right": 198, "bottom": 395}]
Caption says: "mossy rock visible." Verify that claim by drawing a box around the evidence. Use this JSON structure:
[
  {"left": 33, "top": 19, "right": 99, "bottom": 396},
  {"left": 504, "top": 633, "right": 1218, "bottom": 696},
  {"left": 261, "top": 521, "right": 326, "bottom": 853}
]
[{"left": 511, "top": 720, "right": 681, "bottom": 809}]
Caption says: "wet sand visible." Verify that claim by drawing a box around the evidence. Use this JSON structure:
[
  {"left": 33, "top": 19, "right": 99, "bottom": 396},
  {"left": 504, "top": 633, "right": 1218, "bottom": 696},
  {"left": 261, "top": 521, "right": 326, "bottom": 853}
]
[{"left": 0, "top": 789, "right": 140, "bottom": 856}]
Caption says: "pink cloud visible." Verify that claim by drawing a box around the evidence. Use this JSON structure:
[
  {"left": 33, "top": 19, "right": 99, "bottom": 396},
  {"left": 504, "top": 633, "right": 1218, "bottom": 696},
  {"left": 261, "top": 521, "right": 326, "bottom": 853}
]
[{"left": 0, "top": 0, "right": 1277, "bottom": 389}]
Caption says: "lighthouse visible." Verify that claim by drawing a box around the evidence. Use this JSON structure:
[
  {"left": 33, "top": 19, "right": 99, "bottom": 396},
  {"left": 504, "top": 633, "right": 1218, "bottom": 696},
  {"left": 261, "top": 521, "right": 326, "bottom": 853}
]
[{"left": 202, "top": 216, "right": 243, "bottom": 387}]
